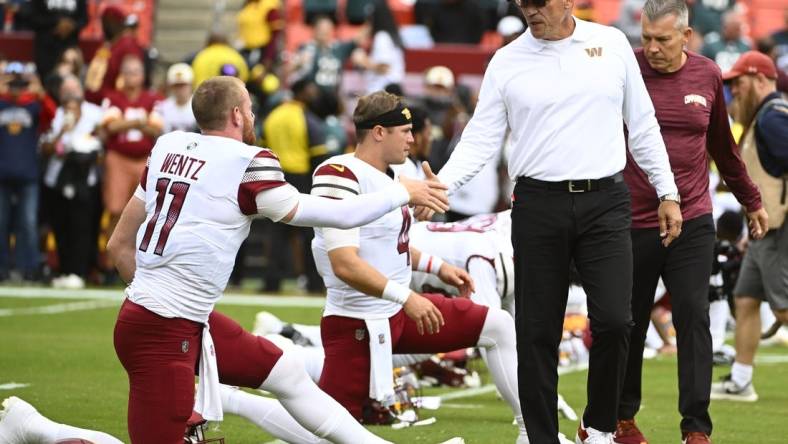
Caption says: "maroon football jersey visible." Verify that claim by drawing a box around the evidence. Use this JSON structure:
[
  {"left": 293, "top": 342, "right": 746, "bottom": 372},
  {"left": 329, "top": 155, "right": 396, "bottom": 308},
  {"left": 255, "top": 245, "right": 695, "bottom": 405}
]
[{"left": 103, "top": 90, "right": 162, "bottom": 158}]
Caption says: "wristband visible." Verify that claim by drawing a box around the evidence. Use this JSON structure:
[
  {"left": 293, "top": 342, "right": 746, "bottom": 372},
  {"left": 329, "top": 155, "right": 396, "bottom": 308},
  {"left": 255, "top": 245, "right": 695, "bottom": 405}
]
[
  {"left": 381, "top": 280, "right": 411, "bottom": 305},
  {"left": 416, "top": 253, "right": 444, "bottom": 275}
]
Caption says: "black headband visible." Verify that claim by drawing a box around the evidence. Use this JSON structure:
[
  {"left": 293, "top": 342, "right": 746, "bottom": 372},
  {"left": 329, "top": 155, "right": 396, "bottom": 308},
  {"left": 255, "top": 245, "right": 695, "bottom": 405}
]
[{"left": 355, "top": 104, "right": 412, "bottom": 130}]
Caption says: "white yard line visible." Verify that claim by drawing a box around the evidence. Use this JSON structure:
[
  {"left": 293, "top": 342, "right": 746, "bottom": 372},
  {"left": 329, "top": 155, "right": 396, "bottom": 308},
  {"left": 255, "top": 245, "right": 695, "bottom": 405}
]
[
  {"left": 755, "top": 354, "right": 788, "bottom": 364},
  {"left": 0, "top": 287, "right": 326, "bottom": 308},
  {"left": 0, "top": 382, "right": 31, "bottom": 390},
  {"left": 0, "top": 299, "right": 119, "bottom": 317}
]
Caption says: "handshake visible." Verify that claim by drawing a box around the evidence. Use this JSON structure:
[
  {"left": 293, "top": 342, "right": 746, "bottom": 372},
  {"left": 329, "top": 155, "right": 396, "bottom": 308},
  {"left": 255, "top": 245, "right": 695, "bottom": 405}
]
[{"left": 398, "top": 161, "right": 449, "bottom": 221}]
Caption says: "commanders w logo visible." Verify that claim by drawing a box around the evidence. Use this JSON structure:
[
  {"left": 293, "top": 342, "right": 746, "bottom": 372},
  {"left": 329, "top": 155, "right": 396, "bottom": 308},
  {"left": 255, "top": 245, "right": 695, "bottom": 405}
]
[{"left": 585, "top": 47, "right": 603, "bottom": 57}]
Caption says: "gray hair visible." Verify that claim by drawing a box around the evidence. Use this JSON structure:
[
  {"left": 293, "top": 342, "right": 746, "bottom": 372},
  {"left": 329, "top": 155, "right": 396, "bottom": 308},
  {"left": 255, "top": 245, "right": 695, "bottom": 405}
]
[{"left": 642, "top": 0, "right": 689, "bottom": 29}]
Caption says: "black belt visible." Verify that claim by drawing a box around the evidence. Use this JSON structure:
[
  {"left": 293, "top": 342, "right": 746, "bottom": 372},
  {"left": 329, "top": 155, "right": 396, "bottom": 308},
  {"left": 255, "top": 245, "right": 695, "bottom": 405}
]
[{"left": 516, "top": 172, "right": 624, "bottom": 193}]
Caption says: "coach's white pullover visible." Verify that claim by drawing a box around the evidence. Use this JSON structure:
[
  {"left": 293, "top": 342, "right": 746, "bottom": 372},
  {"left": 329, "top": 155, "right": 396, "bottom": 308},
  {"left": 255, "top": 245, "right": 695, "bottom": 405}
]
[{"left": 438, "top": 18, "right": 677, "bottom": 198}]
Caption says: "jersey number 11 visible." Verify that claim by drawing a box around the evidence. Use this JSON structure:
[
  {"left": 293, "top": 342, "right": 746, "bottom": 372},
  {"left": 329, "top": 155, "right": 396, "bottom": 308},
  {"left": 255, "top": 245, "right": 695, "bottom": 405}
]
[{"left": 139, "top": 177, "right": 191, "bottom": 255}]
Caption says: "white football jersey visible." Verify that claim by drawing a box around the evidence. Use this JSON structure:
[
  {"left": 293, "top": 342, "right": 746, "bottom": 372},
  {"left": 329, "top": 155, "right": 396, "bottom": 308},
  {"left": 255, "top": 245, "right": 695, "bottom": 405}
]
[
  {"left": 126, "top": 131, "right": 286, "bottom": 323},
  {"left": 311, "top": 154, "right": 412, "bottom": 319},
  {"left": 409, "top": 211, "right": 514, "bottom": 314}
]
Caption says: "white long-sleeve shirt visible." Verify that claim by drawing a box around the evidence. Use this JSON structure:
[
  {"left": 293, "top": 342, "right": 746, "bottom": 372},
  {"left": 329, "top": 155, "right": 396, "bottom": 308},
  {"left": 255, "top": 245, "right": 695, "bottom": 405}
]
[{"left": 438, "top": 18, "right": 677, "bottom": 199}]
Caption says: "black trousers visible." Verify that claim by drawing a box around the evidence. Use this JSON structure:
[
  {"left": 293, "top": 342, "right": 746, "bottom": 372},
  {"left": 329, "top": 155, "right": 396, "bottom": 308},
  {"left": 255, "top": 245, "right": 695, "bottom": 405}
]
[
  {"left": 47, "top": 186, "right": 100, "bottom": 278},
  {"left": 264, "top": 173, "right": 323, "bottom": 292},
  {"left": 512, "top": 179, "right": 632, "bottom": 443},
  {"left": 619, "top": 214, "right": 715, "bottom": 434}
]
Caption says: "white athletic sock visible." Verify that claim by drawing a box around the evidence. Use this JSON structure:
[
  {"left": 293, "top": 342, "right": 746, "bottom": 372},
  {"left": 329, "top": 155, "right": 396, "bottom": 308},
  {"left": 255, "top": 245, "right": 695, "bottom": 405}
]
[
  {"left": 731, "top": 361, "right": 753, "bottom": 387},
  {"left": 260, "top": 350, "right": 391, "bottom": 444},
  {"left": 476, "top": 308, "right": 522, "bottom": 420},
  {"left": 220, "top": 385, "right": 328, "bottom": 444},
  {"left": 709, "top": 300, "right": 729, "bottom": 352}
]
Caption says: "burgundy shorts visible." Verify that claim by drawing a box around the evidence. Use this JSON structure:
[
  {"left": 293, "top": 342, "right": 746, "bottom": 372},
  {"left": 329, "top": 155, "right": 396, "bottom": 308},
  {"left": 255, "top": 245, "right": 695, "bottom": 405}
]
[
  {"left": 113, "top": 300, "right": 283, "bottom": 444},
  {"left": 318, "top": 293, "right": 489, "bottom": 419}
]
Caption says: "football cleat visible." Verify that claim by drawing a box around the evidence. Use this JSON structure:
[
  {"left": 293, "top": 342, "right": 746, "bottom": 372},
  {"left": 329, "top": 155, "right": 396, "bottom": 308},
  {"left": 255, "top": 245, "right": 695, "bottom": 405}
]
[
  {"left": 709, "top": 374, "right": 758, "bottom": 402},
  {"left": 252, "top": 311, "right": 284, "bottom": 337},
  {"left": 184, "top": 411, "right": 225, "bottom": 444},
  {"left": 681, "top": 431, "right": 712, "bottom": 444},
  {"left": 576, "top": 421, "right": 615, "bottom": 444}
]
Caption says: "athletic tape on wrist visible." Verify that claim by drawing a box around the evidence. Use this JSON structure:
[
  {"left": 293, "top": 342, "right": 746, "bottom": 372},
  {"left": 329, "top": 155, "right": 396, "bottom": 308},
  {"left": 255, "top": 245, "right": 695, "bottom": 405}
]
[
  {"left": 382, "top": 280, "right": 411, "bottom": 305},
  {"left": 416, "top": 254, "right": 444, "bottom": 275}
]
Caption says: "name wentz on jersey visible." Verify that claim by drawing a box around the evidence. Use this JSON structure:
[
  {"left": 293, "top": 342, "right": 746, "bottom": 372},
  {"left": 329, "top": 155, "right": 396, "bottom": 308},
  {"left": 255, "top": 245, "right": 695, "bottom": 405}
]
[
  {"left": 126, "top": 131, "right": 286, "bottom": 323},
  {"left": 311, "top": 153, "right": 412, "bottom": 319}
]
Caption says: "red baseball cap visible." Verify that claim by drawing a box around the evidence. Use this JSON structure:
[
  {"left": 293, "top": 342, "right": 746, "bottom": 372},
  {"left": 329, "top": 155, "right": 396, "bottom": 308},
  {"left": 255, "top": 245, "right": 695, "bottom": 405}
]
[
  {"left": 722, "top": 51, "right": 778, "bottom": 81},
  {"left": 101, "top": 5, "right": 127, "bottom": 24}
]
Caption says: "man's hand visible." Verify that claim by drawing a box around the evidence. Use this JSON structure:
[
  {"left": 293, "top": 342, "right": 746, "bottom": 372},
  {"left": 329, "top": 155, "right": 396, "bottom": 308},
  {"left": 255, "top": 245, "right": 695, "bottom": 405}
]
[
  {"left": 399, "top": 170, "right": 449, "bottom": 215},
  {"left": 657, "top": 200, "right": 682, "bottom": 247},
  {"left": 437, "top": 263, "right": 475, "bottom": 298},
  {"left": 746, "top": 208, "right": 769, "bottom": 240},
  {"left": 413, "top": 161, "right": 446, "bottom": 221},
  {"left": 403, "top": 293, "right": 444, "bottom": 335}
]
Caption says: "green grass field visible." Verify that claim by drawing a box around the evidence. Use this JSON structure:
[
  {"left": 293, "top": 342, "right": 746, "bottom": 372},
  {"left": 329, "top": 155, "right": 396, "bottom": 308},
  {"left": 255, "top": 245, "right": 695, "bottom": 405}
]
[{"left": 1, "top": 288, "right": 786, "bottom": 444}]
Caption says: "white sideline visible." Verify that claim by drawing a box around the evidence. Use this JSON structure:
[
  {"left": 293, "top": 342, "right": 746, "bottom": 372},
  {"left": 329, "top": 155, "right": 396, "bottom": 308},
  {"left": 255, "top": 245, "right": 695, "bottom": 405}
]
[
  {"left": 0, "top": 286, "right": 326, "bottom": 308},
  {"left": 0, "top": 299, "right": 119, "bottom": 317}
]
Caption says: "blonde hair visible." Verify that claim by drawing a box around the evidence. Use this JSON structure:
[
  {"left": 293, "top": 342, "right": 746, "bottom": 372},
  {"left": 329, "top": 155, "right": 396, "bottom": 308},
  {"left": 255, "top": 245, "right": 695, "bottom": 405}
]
[{"left": 191, "top": 76, "right": 246, "bottom": 131}]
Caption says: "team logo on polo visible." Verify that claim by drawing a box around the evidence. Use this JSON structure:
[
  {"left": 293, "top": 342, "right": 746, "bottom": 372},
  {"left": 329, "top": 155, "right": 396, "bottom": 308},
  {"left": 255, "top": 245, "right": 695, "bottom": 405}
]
[
  {"left": 355, "top": 329, "right": 365, "bottom": 341},
  {"left": 584, "top": 47, "right": 603, "bottom": 57},
  {"left": 684, "top": 94, "right": 708, "bottom": 107}
]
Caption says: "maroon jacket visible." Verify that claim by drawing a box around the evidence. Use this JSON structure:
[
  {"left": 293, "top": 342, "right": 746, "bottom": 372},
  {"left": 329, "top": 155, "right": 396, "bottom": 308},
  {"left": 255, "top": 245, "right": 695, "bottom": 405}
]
[{"left": 625, "top": 49, "right": 761, "bottom": 228}]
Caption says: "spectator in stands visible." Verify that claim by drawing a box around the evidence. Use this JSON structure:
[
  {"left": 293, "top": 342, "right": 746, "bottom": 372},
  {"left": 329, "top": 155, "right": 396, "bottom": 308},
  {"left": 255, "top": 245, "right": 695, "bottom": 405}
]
[
  {"left": 0, "top": 63, "right": 56, "bottom": 282},
  {"left": 417, "top": 66, "right": 467, "bottom": 172},
  {"left": 690, "top": 0, "right": 736, "bottom": 37},
  {"left": 100, "top": 55, "right": 162, "bottom": 235},
  {"left": 191, "top": 32, "right": 250, "bottom": 88},
  {"left": 414, "top": 0, "right": 486, "bottom": 44},
  {"left": 361, "top": 0, "right": 405, "bottom": 93},
  {"left": 84, "top": 5, "right": 145, "bottom": 104},
  {"left": 497, "top": 15, "right": 525, "bottom": 47},
  {"left": 701, "top": 10, "right": 750, "bottom": 72},
  {"left": 400, "top": 105, "right": 432, "bottom": 180},
  {"left": 157, "top": 63, "right": 197, "bottom": 133},
  {"left": 25, "top": 0, "right": 87, "bottom": 80},
  {"left": 53, "top": 47, "right": 85, "bottom": 80},
  {"left": 617, "top": 0, "right": 647, "bottom": 45},
  {"left": 771, "top": 7, "right": 788, "bottom": 72},
  {"left": 41, "top": 75, "right": 103, "bottom": 290},
  {"left": 237, "top": 0, "right": 285, "bottom": 69},
  {"left": 287, "top": 15, "right": 367, "bottom": 113},
  {"left": 261, "top": 78, "right": 328, "bottom": 292}
]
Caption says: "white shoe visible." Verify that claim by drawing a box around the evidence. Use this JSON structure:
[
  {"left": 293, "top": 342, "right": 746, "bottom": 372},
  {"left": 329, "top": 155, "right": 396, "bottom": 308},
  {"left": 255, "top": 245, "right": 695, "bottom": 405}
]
[
  {"left": 575, "top": 422, "right": 614, "bottom": 444},
  {"left": 0, "top": 396, "right": 40, "bottom": 443},
  {"left": 439, "top": 438, "right": 465, "bottom": 444},
  {"left": 252, "top": 311, "right": 284, "bottom": 336},
  {"left": 62, "top": 274, "right": 85, "bottom": 290}
]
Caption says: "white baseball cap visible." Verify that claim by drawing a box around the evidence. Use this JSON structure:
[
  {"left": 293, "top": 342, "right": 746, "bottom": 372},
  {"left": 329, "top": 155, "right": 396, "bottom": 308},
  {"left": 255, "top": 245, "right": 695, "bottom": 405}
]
[
  {"left": 424, "top": 66, "right": 455, "bottom": 89},
  {"left": 497, "top": 16, "right": 524, "bottom": 37},
  {"left": 167, "top": 63, "right": 194, "bottom": 86}
]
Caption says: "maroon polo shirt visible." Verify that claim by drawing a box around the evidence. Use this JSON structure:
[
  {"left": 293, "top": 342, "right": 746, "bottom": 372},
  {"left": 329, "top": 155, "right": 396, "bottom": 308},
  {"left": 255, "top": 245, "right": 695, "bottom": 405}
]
[{"left": 624, "top": 49, "right": 761, "bottom": 229}]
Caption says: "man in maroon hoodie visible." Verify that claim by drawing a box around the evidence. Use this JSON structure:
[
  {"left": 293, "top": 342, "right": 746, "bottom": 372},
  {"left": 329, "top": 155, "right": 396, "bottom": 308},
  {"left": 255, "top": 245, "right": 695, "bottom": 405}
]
[{"left": 615, "top": 1, "right": 769, "bottom": 444}]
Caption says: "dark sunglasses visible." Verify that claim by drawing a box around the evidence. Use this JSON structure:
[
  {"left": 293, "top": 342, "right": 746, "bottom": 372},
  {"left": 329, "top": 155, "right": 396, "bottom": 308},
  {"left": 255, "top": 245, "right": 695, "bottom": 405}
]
[{"left": 511, "top": 0, "right": 549, "bottom": 8}]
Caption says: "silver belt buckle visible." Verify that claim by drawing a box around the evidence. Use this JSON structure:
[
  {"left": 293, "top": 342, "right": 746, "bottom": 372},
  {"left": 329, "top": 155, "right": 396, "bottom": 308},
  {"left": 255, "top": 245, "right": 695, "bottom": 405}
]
[{"left": 568, "top": 179, "right": 591, "bottom": 193}]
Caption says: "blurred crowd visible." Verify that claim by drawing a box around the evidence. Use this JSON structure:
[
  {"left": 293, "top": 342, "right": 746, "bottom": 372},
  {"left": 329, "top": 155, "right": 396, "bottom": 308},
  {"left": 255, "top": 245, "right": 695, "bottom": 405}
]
[{"left": 0, "top": 0, "right": 786, "bottom": 292}]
